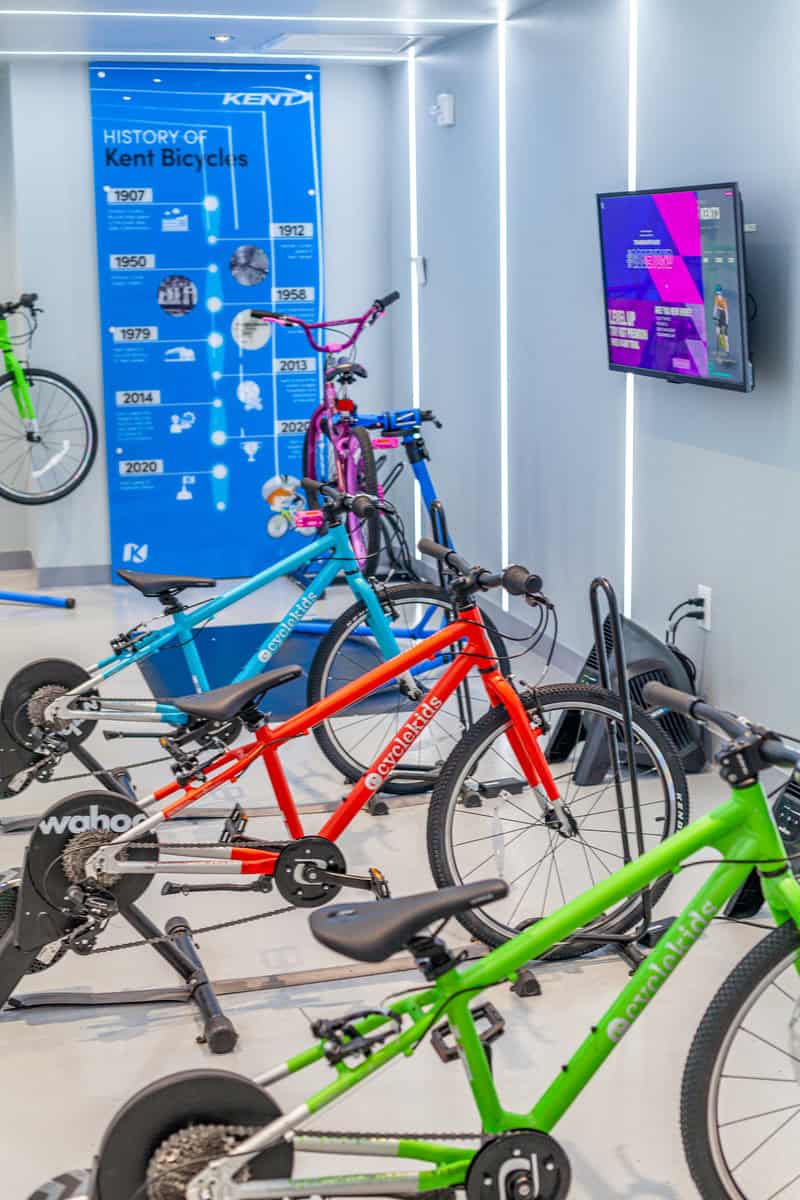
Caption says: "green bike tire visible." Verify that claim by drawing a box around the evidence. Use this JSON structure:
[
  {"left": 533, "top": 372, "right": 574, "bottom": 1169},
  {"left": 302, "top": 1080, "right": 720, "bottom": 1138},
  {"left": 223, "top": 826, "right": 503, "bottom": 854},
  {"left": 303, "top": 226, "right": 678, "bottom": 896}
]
[{"left": 0, "top": 368, "right": 98, "bottom": 504}]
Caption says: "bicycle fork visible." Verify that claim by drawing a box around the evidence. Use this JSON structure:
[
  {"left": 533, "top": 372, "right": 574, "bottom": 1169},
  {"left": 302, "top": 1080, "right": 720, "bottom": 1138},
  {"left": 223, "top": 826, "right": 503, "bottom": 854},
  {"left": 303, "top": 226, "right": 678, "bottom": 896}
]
[{"left": 487, "top": 673, "right": 573, "bottom": 834}]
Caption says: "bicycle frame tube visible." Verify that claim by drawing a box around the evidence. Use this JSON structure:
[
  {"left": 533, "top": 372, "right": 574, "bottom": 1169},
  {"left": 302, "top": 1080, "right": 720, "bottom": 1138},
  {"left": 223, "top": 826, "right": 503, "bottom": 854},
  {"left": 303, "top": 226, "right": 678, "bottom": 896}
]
[
  {"left": 0, "top": 317, "right": 35, "bottom": 421},
  {"left": 200, "top": 782, "right": 800, "bottom": 1200},
  {"left": 79, "top": 522, "right": 403, "bottom": 727}
]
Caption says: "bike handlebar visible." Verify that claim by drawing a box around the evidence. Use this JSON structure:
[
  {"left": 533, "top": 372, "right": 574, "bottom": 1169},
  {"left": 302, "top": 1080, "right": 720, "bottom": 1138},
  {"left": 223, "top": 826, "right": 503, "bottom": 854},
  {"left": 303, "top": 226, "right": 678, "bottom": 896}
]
[
  {"left": 417, "top": 538, "right": 543, "bottom": 601},
  {"left": 301, "top": 477, "right": 377, "bottom": 519},
  {"left": 0, "top": 293, "right": 39, "bottom": 316},
  {"left": 252, "top": 291, "right": 399, "bottom": 355},
  {"left": 642, "top": 682, "right": 800, "bottom": 772}
]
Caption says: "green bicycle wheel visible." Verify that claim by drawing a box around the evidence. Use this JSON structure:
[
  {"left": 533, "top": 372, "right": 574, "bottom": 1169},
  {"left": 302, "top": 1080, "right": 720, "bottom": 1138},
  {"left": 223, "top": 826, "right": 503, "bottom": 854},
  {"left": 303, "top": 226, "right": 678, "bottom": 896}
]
[{"left": 0, "top": 368, "right": 97, "bottom": 504}]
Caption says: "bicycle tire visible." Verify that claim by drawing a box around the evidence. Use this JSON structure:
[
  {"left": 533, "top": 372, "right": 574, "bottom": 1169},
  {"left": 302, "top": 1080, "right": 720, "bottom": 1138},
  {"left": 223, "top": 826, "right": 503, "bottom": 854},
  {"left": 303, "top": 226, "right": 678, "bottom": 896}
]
[
  {"left": 681, "top": 919, "right": 800, "bottom": 1199},
  {"left": 341, "top": 424, "right": 381, "bottom": 577},
  {"left": 308, "top": 582, "right": 511, "bottom": 796},
  {"left": 0, "top": 368, "right": 97, "bottom": 504},
  {"left": 427, "top": 683, "right": 688, "bottom": 958},
  {"left": 302, "top": 412, "right": 334, "bottom": 509}
]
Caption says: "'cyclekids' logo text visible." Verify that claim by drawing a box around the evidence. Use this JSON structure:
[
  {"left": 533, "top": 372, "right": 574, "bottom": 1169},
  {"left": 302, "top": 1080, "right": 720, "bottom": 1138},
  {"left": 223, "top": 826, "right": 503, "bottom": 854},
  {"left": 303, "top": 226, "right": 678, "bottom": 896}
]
[
  {"left": 606, "top": 900, "right": 718, "bottom": 1044},
  {"left": 364, "top": 697, "right": 443, "bottom": 791},
  {"left": 260, "top": 591, "right": 319, "bottom": 660},
  {"left": 38, "top": 805, "right": 146, "bottom": 836}
]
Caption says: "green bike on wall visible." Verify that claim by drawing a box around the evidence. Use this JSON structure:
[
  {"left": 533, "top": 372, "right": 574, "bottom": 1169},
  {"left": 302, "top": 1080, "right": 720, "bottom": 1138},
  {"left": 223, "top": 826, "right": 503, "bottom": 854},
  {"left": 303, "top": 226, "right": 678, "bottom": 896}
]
[{"left": 0, "top": 293, "right": 97, "bottom": 504}]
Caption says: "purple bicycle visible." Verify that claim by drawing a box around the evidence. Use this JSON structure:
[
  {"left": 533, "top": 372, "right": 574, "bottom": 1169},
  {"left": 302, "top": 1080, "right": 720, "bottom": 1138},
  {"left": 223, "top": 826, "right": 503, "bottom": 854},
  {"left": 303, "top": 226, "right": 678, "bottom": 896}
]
[{"left": 254, "top": 292, "right": 399, "bottom": 576}]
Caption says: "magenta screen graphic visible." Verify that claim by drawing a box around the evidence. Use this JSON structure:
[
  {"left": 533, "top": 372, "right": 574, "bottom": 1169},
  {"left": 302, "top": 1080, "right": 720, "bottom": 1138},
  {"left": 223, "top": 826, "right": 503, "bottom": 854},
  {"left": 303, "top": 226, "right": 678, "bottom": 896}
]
[{"left": 597, "top": 185, "right": 749, "bottom": 389}]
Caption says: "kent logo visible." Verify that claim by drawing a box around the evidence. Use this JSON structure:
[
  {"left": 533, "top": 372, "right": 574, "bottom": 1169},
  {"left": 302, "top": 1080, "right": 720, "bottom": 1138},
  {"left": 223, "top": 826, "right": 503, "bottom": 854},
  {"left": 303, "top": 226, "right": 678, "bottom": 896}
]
[
  {"left": 222, "top": 89, "right": 311, "bottom": 107},
  {"left": 38, "top": 804, "right": 146, "bottom": 836}
]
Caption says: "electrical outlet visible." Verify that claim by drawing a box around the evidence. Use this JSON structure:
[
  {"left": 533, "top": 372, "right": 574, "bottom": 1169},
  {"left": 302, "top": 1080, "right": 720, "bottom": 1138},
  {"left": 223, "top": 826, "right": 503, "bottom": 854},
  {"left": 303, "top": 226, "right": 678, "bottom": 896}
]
[{"left": 697, "top": 584, "right": 712, "bottom": 632}]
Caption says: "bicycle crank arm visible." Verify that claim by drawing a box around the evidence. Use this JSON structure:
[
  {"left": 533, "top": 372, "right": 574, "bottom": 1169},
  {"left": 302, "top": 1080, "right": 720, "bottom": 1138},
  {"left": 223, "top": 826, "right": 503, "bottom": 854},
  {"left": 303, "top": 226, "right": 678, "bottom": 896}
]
[
  {"left": 318, "top": 867, "right": 391, "bottom": 899},
  {"left": 161, "top": 876, "right": 273, "bottom": 896}
]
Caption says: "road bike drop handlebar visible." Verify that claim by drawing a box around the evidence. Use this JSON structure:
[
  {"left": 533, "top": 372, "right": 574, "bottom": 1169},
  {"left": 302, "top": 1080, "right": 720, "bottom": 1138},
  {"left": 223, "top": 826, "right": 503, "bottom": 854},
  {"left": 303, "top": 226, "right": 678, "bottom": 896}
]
[
  {"left": 301, "top": 477, "right": 381, "bottom": 521},
  {"left": 418, "top": 537, "right": 543, "bottom": 604},
  {"left": 251, "top": 291, "right": 400, "bottom": 356},
  {"left": 643, "top": 681, "right": 800, "bottom": 774}
]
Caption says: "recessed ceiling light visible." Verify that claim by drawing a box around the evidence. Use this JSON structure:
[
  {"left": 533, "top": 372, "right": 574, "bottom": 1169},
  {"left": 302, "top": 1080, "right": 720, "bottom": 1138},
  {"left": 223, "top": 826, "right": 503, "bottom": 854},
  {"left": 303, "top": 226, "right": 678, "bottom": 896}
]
[{"left": 210, "top": 33, "right": 233, "bottom": 42}]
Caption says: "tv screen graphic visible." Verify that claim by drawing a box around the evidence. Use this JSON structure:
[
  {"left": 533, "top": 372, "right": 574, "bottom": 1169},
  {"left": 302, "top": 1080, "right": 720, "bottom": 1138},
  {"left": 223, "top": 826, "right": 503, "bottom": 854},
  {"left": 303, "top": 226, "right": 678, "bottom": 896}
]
[{"left": 597, "top": 183, "right": 752, "bottom": 391}]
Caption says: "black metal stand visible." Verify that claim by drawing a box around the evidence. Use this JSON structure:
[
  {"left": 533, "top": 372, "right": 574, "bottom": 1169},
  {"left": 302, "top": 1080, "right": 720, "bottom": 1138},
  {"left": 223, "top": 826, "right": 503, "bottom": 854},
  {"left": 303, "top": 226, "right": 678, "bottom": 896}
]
[
  {"left": 0, "top": 860, "right": 238, "bottom": 1052},
  {"left": 0, "top": 738, "right": 134, "bottom": 835},
  {"left": 572, "top": 578, "right": 674, "bottom": 967}
]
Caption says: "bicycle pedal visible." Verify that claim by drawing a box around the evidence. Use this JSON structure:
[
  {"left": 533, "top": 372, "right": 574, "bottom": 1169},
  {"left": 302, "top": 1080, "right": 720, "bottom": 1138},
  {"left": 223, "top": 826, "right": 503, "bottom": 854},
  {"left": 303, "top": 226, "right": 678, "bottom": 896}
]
[
  {"left": 220, "top": 804, "right": 249, "bottom": 842},
  {"left": 431, "top": 1002, "right": 505, "bottom": 1063},
  {"left": 369, "top": 867, "right": 391, "bottom": 900}
]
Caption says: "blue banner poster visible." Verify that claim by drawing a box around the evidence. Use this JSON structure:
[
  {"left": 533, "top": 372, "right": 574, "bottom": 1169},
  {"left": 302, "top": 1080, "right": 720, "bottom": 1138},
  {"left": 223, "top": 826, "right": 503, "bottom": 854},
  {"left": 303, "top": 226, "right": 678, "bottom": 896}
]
[{"left": 89, "top": 63, "right": 324, "bottom": 578}]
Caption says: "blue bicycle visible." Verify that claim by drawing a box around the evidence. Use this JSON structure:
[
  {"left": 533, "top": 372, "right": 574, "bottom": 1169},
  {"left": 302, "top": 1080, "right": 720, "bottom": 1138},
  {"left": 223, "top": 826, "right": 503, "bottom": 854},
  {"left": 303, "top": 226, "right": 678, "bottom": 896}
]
[{"left": 1, "top": 486, "right": 508, "bottom": 798}]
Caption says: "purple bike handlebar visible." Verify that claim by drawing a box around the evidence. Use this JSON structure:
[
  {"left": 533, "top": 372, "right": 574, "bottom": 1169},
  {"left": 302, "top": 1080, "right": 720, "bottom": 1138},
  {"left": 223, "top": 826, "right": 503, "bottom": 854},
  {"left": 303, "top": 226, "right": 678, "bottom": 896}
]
[{"left": 251, "top": 291, "right": 399, "bottom": 355}]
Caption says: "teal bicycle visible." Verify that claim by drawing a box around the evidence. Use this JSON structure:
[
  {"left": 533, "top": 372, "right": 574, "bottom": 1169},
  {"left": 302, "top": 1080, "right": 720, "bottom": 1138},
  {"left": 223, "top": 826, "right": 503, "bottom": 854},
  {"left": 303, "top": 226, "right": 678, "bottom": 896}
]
[
  {"left": 1, "top": 485, "right": 509, "bottom": 798},
  {"left": 0, "top": 293, "right": 97, "bottom": 504},
  {"left": 79, "top": 682, "right": 800, "bottom": 1199}
]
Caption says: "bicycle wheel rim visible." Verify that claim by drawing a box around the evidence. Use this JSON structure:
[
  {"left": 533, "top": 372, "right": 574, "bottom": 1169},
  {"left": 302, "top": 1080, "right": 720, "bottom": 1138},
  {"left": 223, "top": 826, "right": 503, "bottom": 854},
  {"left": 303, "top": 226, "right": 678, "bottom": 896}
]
[
  {"left": 0, "top": 373, "right": 94, "bottom": 502},
  {"left": 317, "top": 594, "right": 497, "bottom": 780},
  {"left": 438, "top": 697, "right": 677, "bottom": 941},
  {"left": 707, "top": 944, "right": 800, "bottom": 1198}
]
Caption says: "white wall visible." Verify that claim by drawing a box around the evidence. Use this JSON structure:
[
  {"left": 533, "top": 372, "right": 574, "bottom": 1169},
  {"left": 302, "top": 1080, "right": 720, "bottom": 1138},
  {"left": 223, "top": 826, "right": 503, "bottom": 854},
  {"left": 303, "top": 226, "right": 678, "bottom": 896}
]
[
  {"left": 1, "top": 60, "right": 394, "bottom": 583},
  {"left": 0, "top": 63, "right": 31, "bottom": 562}
]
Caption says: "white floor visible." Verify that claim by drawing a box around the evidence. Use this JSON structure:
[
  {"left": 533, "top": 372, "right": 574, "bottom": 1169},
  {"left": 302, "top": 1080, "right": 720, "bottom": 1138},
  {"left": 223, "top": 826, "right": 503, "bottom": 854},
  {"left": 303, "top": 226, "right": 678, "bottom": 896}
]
[{"left": 0, "top": 574, "right": 779, "bottom": 1199}]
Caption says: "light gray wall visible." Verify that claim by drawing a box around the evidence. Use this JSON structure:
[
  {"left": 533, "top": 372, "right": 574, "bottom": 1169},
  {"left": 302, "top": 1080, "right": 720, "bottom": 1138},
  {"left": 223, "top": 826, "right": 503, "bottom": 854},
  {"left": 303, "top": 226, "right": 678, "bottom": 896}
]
[
  {"left": 506, "top": 0, "right": 628, "bottom": 653},
  {"left": 0, "top": 63, "right": 31, "bottom": 561},
  {"left": 1, "top": 60, "right": 394, "bottom": 581},
  {"left": 413, "top": 25, "right": 500, "bottom": 568},
  {"left": 632, "top": 1, "right": 800, "bottom": 727}
]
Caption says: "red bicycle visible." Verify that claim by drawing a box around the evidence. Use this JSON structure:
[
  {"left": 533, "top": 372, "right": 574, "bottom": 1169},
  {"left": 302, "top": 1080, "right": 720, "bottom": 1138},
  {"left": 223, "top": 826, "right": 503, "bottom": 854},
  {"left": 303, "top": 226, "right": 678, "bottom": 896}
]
[
  {"left": 0, "top": 540, "right": 685, "bottom": 981},
  {"left": 252, "top": 292, "right": 400, "bottom": 575}
]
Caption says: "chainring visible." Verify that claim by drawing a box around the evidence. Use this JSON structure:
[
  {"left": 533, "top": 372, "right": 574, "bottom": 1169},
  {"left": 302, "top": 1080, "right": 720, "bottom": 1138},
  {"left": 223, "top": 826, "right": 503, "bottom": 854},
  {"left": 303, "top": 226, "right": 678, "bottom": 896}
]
[
  {"left": 465, "top": 1132, "right": 571, "bottom": 1200},
  {"left": 274, "top": 836, "right": 346, "bottom": 907},
  {"left": 147, "top": 1122, "right": 258, "bottom": 1200}
]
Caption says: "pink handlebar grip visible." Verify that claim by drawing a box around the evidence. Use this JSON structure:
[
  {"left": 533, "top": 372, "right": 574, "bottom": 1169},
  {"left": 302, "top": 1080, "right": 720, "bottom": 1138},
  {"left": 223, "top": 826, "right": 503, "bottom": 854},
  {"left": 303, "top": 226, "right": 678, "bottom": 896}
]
[
  {"left": 294, "top": 509, "right": 324, "bottom": 530},
  {"left": 372, "top": 436, "right": 401, "bottom": 450}
]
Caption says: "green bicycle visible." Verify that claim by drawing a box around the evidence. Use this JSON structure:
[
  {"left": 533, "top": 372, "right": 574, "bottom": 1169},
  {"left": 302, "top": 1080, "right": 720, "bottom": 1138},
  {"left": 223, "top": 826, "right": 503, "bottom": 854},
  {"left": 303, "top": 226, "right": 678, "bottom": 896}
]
[
  {"left": 0, "top": 293, "right": 97, "bottom": 504},
  {"left": 74, "top": 682, "right": 800, "bottom": 1199}
]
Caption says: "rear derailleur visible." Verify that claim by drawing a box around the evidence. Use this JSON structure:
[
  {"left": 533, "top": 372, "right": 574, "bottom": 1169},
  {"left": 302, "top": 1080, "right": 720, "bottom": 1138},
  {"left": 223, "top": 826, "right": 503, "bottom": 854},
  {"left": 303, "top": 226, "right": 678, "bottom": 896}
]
[{"left": 60, "top": 884, "right": 118, "bottom": 956}]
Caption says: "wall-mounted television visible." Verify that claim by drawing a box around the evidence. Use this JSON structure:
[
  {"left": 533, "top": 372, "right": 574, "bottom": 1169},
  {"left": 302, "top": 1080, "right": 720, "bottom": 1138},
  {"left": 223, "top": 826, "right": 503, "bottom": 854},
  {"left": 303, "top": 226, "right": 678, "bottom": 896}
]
[{"left": 597, "top": 183, "right": 753, "bottom": 391}]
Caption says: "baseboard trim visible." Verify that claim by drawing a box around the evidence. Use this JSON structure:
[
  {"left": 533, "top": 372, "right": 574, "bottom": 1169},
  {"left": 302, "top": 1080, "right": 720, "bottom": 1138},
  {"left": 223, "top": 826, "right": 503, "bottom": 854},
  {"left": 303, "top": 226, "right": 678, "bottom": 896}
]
[
  {"left": 37, "top": 564, "right": 112, "bottom": 587},
  {"left": 0, "top": 550, "right": 34, "bottom": 571}
]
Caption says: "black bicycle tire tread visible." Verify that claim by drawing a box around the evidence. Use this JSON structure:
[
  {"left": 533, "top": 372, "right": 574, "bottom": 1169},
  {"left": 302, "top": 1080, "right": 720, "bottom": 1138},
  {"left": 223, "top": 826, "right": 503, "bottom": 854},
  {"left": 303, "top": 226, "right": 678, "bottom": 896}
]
[
  {"left": 349, "top": 425, "right": 381, "bottom": 577},
  {"left": 307, "top": 583, "right": 511, "bottom": 796},
  {"left": 0, "top": 368, "right": 98, "bottom": 505},
  {"left": 426, "top": 683, "right": 689, "bottom": 960},
  {"left": 680, "top": 919, "right": 800, "bottom": 1198}
]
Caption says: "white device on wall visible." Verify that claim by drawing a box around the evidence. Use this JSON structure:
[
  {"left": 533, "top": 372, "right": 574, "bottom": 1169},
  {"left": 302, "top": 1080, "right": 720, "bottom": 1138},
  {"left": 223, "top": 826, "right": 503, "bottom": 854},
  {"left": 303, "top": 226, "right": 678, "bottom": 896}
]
[{"left": 429, "top": 93, "right": 455, "bottom": 127}]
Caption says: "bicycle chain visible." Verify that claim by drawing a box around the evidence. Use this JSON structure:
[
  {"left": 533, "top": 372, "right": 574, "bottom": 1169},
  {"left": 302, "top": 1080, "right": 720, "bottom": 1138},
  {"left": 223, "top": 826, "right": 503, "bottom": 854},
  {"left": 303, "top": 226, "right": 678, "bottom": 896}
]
[
  {"left": 88, "top": 902, "right": 296, "bottom": 955},
  {"left": 301, "top": 1131, "right": 482, "bottom": 1142}
]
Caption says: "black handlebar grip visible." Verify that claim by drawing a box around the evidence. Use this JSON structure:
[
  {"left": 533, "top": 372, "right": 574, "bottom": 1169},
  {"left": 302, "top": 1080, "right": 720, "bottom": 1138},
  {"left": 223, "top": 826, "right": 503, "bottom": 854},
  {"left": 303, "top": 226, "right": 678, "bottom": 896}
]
[
  {"left": 351, "top": 494, "right": 377, "bottom": 519},
  {"left": 251, "top": 309, "right": 285, "bottom": 320},
  {"left": 502, "top": 564, "right": 543, "bottom": 597},
  {"left": 418, "top": 537, "right": 454, "bottom": 564},
  {"left": 375, "top": 290, "right": 400, "bottom": 311},
  {"left": 641, "top": 681, "right": 699, "bottom": 716},
  {"left": 301, "top": 476, "right": 320, "bottom": 494}
]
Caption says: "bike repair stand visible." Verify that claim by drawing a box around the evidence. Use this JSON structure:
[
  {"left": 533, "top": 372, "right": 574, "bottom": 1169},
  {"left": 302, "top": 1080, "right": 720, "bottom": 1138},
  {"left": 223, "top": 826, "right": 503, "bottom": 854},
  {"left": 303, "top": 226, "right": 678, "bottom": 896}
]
[
  {"left": 575, "top": 578, "right": 675, "bottom": 970},
  {"left": 0, "top": 752, "right": 238, "bottom": 1053}
]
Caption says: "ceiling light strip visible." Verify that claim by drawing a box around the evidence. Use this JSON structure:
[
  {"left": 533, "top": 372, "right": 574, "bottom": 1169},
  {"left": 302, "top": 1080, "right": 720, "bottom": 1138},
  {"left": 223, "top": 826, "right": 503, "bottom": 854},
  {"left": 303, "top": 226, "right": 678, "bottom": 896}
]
[
  {"left": 623, "top": 0, "right": 638, "bottom": 618},
  {"left": 407, "top": 49, "right": 422, "bottom": 548},
  {"left": 497, "top": 7, "right": 509, "bottom": 609},
  {"left": 1, "top": 49, "right": 404, "bottom": 61},
  {"left": 0, "top": 9, "right": 490, "bottom": 25}
]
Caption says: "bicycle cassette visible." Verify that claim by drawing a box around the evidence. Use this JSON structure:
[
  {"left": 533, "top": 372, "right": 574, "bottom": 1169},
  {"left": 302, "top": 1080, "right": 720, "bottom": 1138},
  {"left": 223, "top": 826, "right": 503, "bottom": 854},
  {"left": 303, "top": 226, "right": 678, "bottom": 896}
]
[{"left": 465, "top": 1131, "right": 571, "bottom": 1200}]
